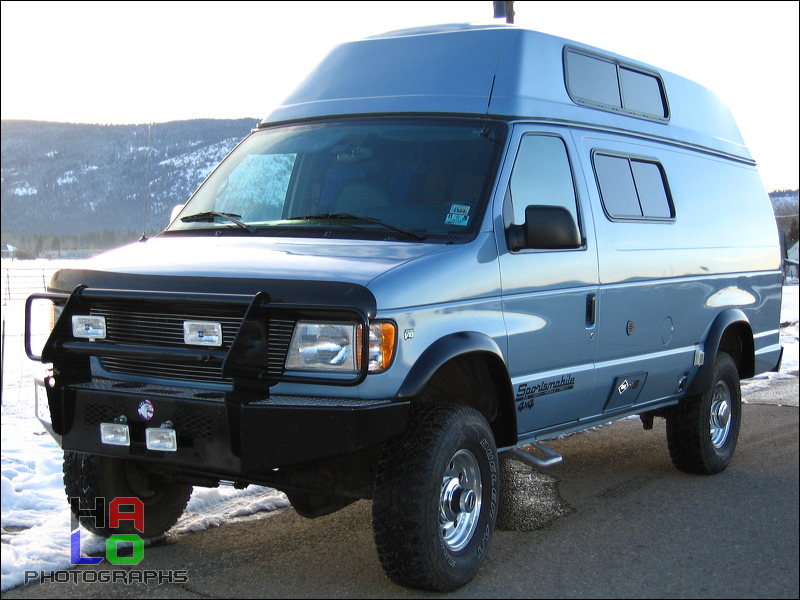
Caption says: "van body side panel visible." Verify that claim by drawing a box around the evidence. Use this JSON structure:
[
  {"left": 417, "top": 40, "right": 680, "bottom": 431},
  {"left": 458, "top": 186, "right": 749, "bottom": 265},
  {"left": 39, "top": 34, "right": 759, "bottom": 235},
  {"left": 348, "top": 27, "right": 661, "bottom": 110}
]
[{"left": 571, "top": 130, "right": 782, "bottom": 417}]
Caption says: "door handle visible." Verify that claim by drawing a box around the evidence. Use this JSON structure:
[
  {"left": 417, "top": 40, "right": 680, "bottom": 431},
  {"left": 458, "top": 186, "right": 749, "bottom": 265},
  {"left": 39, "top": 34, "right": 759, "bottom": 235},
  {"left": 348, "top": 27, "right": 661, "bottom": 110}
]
[{"left": 586, "top": 294, "right": 596, "bottom": 326}]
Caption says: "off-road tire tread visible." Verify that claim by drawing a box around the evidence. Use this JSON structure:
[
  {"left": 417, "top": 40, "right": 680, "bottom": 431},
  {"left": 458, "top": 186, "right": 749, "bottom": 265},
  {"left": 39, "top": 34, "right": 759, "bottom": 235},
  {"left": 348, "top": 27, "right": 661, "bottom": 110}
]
[
  {"left": 372, "top": 404, "right": 497, "bottom": 591},
  {"left": 63, "top": 450, "right": 192, "bottom": 538},
  {"left": 666, "top": 352, "right": 741, "bottom": 474}
]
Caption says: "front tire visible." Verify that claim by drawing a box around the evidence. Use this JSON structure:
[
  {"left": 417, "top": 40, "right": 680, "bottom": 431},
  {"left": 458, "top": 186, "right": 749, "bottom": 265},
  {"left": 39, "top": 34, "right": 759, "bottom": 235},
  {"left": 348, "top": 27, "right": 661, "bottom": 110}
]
[
  {"left": 666, "top": 352, "right": 741, "bottom": 474},
  {"left": 372, "top": 404, "right": 498, "bottom": 591},
  {"left": 64, "top": 451, "right": 192, "bottom": 538}
]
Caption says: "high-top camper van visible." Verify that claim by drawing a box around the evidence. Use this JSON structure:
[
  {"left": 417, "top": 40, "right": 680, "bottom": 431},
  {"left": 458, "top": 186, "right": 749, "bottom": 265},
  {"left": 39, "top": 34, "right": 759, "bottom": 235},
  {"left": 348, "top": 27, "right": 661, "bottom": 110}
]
[{"left": 27, "top": 23, "right": 782, "bottom": 591}]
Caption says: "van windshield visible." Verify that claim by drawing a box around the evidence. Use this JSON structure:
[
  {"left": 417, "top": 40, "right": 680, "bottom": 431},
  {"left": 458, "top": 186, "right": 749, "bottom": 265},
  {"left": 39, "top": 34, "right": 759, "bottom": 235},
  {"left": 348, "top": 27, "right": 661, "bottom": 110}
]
[{"left": 165, "top": 118, "right": 506, "bottom": 243}]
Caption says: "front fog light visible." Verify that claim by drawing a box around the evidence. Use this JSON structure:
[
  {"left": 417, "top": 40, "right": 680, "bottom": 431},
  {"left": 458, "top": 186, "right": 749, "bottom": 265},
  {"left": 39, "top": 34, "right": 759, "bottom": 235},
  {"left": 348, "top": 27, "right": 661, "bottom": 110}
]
[
  {"left": 146, "top": 427, "right": 178, "bottom": 452},
  {"left": 100, "top": 423, "right": 130, "bottom": 446},
  {"left": 183, "top": 321, "right": 222, "bottom": 346}
]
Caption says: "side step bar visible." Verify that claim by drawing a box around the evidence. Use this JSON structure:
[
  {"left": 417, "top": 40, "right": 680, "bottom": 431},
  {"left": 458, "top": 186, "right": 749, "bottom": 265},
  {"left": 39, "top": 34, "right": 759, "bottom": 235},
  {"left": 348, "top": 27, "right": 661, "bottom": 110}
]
[{"left": 505, "top": 442, "right": 563, "bottom": 468}]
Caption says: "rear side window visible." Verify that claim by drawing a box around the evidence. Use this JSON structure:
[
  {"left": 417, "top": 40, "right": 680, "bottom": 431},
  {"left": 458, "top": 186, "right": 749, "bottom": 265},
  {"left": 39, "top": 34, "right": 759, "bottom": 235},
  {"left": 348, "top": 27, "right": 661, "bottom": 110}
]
[
  {"left": 593, "top": 153, "right": 674, "bottom": 221},
  {"left": 565, "top": 48, "right": 668, "bottom": 121}
]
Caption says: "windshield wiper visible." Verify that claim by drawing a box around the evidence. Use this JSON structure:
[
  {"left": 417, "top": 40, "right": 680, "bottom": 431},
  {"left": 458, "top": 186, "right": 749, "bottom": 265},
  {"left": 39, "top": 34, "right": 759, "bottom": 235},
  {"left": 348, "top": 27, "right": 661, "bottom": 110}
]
[
  {"left": 288, "top": 213, "right": 426, "bottom": 241},
  {"left": 180, "top": 211, "right": 256, "bottom": 233}
]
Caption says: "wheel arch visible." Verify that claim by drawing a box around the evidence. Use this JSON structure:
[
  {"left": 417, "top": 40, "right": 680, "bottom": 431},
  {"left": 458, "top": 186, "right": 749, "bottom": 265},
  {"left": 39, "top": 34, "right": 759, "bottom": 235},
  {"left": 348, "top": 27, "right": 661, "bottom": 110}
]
[
  {"left": 397, "top": 332, "right": 517, "bottom": 448},
  {"left": 687, "top": 309, "right": 755, "bottom": 396}
]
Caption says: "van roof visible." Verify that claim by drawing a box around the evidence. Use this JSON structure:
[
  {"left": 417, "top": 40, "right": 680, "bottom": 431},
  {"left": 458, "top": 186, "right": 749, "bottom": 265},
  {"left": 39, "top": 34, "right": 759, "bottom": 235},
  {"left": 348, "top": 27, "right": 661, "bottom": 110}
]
[{"left": 262, "top": 23, "right": 751, "bottom": 162}]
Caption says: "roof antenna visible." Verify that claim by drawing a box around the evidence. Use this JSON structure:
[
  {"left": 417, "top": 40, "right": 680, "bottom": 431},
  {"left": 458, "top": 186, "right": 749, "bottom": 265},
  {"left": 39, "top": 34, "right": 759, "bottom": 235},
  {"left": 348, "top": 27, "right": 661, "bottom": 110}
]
[
  {"left": 482, "top": 2, "right": 514, "bottom": 137},
  {"left": 139, "top": 122, "right": 152, "bottom": 242},
  {"left": 493, "top": 1, "right": 515, "bottom": 24}
]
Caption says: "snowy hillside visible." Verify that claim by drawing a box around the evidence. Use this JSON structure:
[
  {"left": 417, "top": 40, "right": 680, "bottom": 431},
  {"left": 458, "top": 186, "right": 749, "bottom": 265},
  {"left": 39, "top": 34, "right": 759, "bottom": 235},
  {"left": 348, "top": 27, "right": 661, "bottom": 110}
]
[{"left": 1, "top": 119, "right": 257, "bottom": 237}]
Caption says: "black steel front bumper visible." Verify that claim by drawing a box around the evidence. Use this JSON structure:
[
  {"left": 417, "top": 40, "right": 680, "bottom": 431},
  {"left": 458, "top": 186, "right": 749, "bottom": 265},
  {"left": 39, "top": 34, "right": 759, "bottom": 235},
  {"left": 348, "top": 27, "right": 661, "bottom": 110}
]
[{"left": 39, "top": 378, "right": 409, "bottom": 478}]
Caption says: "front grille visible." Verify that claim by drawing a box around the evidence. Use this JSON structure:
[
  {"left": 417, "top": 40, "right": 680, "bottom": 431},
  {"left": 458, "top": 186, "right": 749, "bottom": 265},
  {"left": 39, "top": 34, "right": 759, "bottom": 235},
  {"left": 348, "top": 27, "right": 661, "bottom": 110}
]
[
  {"left": 267, "top": 318, "right": 295, "bottom": 375},
  {"left": 92, "top": 303, "right": 243, "bottom": 348},
  {"left": 89, "top": 302, "right": 295, "bottom": 384}
]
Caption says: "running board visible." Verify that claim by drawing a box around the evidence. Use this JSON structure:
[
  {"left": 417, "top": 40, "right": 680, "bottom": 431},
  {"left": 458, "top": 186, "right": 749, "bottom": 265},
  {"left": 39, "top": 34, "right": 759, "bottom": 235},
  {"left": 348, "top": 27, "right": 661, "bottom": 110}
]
[{"left": 505, "top": 442, "right": 563, "bottom": 468}]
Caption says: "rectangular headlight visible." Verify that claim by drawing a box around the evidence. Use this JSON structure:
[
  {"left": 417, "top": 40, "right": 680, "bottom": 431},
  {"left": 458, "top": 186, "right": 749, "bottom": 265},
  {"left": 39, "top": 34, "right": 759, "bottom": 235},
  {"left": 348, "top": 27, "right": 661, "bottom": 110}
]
[
  {"left": 285, "top": 322, "right": 357, "bottom": 372},
  {"left": 285, "top": 321, "right": 396, "bottom": 374},
  {"left": 72, "top": 315, "right": 106, "bottom": 340}
]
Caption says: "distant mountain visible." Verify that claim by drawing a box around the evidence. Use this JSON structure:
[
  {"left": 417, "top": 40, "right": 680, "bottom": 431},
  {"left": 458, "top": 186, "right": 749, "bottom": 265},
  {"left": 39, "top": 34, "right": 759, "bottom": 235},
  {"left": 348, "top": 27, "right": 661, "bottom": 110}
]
[{"left": 1, "top": 119, "right": 258, "bottom": 237}]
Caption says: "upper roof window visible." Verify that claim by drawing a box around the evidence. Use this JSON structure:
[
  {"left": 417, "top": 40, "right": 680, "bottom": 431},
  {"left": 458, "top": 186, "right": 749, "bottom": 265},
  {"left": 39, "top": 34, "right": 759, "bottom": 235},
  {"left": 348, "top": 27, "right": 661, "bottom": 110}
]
[{"left": 565, "top": 48, "right": 669, "bottom": 121}]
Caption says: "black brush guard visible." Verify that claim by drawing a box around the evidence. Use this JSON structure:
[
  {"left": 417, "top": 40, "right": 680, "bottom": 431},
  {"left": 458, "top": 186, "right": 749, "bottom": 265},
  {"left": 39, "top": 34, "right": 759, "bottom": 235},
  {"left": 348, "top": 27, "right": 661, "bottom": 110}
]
[{"left": 25, "top": 285, "right": 409, "bottom": 478}]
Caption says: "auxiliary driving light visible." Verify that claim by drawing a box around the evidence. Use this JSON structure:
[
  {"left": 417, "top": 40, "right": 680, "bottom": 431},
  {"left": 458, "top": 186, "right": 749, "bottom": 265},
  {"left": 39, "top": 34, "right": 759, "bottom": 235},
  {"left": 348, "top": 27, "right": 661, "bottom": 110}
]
[
  {"left": 72, "top": 315, "right": 106, "bottom": 340},
  {"left": 146, "top": 426, "right": 178, "bottom": 452},
  {"left": 183, "top": 321, "right": 222, "bottom": 346},
  {"left": 100, "top": 422, "right": 130, "bottom": 446}
]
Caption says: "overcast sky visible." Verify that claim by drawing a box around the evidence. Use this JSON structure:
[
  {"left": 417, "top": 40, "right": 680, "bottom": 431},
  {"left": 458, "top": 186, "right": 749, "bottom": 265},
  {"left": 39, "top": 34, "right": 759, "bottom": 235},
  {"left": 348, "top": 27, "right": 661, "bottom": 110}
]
[{"left": 1, "top": 1, "right": 797, "bottom": 190}]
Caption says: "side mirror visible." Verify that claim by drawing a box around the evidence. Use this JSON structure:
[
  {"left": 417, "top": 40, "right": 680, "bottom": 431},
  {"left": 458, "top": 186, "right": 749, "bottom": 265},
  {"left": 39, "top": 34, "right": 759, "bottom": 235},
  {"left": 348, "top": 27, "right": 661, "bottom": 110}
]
[{"left": 507, "top": 205, "right": 582, "bottom": 251}]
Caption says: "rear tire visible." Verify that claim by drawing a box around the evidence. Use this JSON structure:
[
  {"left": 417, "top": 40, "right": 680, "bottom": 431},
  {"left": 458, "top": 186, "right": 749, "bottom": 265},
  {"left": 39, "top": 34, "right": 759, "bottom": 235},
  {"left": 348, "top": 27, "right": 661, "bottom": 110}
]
[
  {"left": 64, "top": 451, "right": 192, "bottom": 538},
  {"left": 666, "top": 352, "right": 741, "bottom": 474},
  {"left": 372, "top": 404, "right": 498, "bottom": 591}
]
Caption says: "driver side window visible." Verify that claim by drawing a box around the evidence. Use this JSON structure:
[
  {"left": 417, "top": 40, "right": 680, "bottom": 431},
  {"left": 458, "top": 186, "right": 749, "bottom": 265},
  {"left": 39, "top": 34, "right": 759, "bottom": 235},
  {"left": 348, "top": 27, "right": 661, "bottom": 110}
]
[{"left": 507, "top": 135, "right": 580, "bottom": 228}]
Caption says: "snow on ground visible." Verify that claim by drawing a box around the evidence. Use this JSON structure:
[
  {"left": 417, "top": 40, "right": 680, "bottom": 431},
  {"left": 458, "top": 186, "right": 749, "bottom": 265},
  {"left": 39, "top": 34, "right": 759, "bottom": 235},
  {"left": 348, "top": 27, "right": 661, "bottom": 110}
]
[
  {"left": 0, "top": 260, "right": 797, "bottom": 592},
  {"left": 741, "top": 283, "right": 799, "bottom": 395},
  {"left": 1, "top": 260, "right": 290, "bottom": 592}
]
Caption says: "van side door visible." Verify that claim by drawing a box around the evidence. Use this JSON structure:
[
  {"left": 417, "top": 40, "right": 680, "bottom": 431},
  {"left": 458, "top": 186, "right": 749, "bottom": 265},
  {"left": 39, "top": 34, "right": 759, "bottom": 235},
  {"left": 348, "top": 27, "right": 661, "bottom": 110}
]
[
  {"left": 496, "top": 127, "right": 599, "bottom": 435},
  {"left": 572, "top": 131, "right": 693, "bottom": 417}
]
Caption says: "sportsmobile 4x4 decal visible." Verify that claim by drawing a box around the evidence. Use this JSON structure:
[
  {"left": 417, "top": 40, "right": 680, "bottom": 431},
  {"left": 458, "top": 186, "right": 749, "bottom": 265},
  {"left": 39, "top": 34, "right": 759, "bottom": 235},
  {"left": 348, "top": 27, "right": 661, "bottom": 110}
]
[{"left": 516, "top": 375, "right": 576, "bottom": 411}]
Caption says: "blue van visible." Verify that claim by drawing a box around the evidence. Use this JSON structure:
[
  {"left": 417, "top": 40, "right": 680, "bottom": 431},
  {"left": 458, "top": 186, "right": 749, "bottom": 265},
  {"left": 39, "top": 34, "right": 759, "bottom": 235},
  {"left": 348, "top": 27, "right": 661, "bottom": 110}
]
[{"left": 27, "top": 23, "right": 783, "bottom": 591}]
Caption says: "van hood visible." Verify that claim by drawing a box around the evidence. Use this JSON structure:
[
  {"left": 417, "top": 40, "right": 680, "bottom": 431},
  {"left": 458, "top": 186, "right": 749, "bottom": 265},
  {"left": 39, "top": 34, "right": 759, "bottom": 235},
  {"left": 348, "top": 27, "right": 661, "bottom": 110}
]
[
  {"left": 58, "top": 236, "right": 444, "bottom": 288},
  {"left": 48, "top": 235, "right": 500, "bottom": 313}
]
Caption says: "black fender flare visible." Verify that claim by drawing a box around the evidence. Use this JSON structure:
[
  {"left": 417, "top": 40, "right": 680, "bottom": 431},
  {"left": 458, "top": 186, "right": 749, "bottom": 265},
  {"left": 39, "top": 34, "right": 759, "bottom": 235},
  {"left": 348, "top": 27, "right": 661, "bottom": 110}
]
[
  {"left": 397, "top": 331, "right": 516, "bottom": 446},
  {"left": 398, "top": 331, "right": 506, "bottom": 398},
  {"left": 686, "top": 309, "right": 754, "bottom": 396}
]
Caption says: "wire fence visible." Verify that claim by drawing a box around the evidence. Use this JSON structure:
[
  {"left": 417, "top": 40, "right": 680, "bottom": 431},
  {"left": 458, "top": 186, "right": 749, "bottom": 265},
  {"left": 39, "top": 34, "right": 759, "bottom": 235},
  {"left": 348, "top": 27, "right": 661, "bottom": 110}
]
[
  {"left": 1, "top": 263, "right": 58, "bottom": 302},
  {"left": 1, "top": 261, "right": 65, "bottom": 406}
]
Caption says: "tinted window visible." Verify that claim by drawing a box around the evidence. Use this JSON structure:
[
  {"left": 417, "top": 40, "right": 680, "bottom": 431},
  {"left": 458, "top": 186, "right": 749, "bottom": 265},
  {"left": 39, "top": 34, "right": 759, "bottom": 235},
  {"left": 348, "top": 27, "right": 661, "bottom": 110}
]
[
  {"left": 620, "top": 68, "right": 667, "bottom": 118},
  {"left": 566, "top": 52, "right": 621, "bottom": 108},
  {"left": 566, "top": 49, "right": 668, "bottom": 121},
  {"left": 594, "top": 153, "right": 674, "bottom": 220},
  {"left": 508, "top": 135, "right": 579, "bottom": 225},
  {"left": 594, "top": 154, "right": 641, "bottom": 218},
  {"left": 217, "top": 154, "right": 296, "bottom": 221},
  {"left": 168, "top": 119, "right": 506, "bottom": 243},
  {"left": 631, "top": 160, "right": 672, "bottom": 218}
]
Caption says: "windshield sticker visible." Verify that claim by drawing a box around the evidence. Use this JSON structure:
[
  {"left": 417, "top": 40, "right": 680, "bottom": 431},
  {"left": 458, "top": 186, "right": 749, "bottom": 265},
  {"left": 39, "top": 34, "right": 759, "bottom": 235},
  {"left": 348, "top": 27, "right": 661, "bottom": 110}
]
[{"left": 445, "top": 204, "right": 471, "bottom": 227}]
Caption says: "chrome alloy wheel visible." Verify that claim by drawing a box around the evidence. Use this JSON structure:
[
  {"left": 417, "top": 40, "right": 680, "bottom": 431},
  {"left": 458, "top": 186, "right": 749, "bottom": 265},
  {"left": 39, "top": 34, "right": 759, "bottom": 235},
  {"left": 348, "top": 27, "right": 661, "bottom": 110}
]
[
  {"left": 709, "top": 380, "right": 732, "bottom": 449},
  {"left": 439, "top": 449, "right": 482, "bottom": 552}
]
